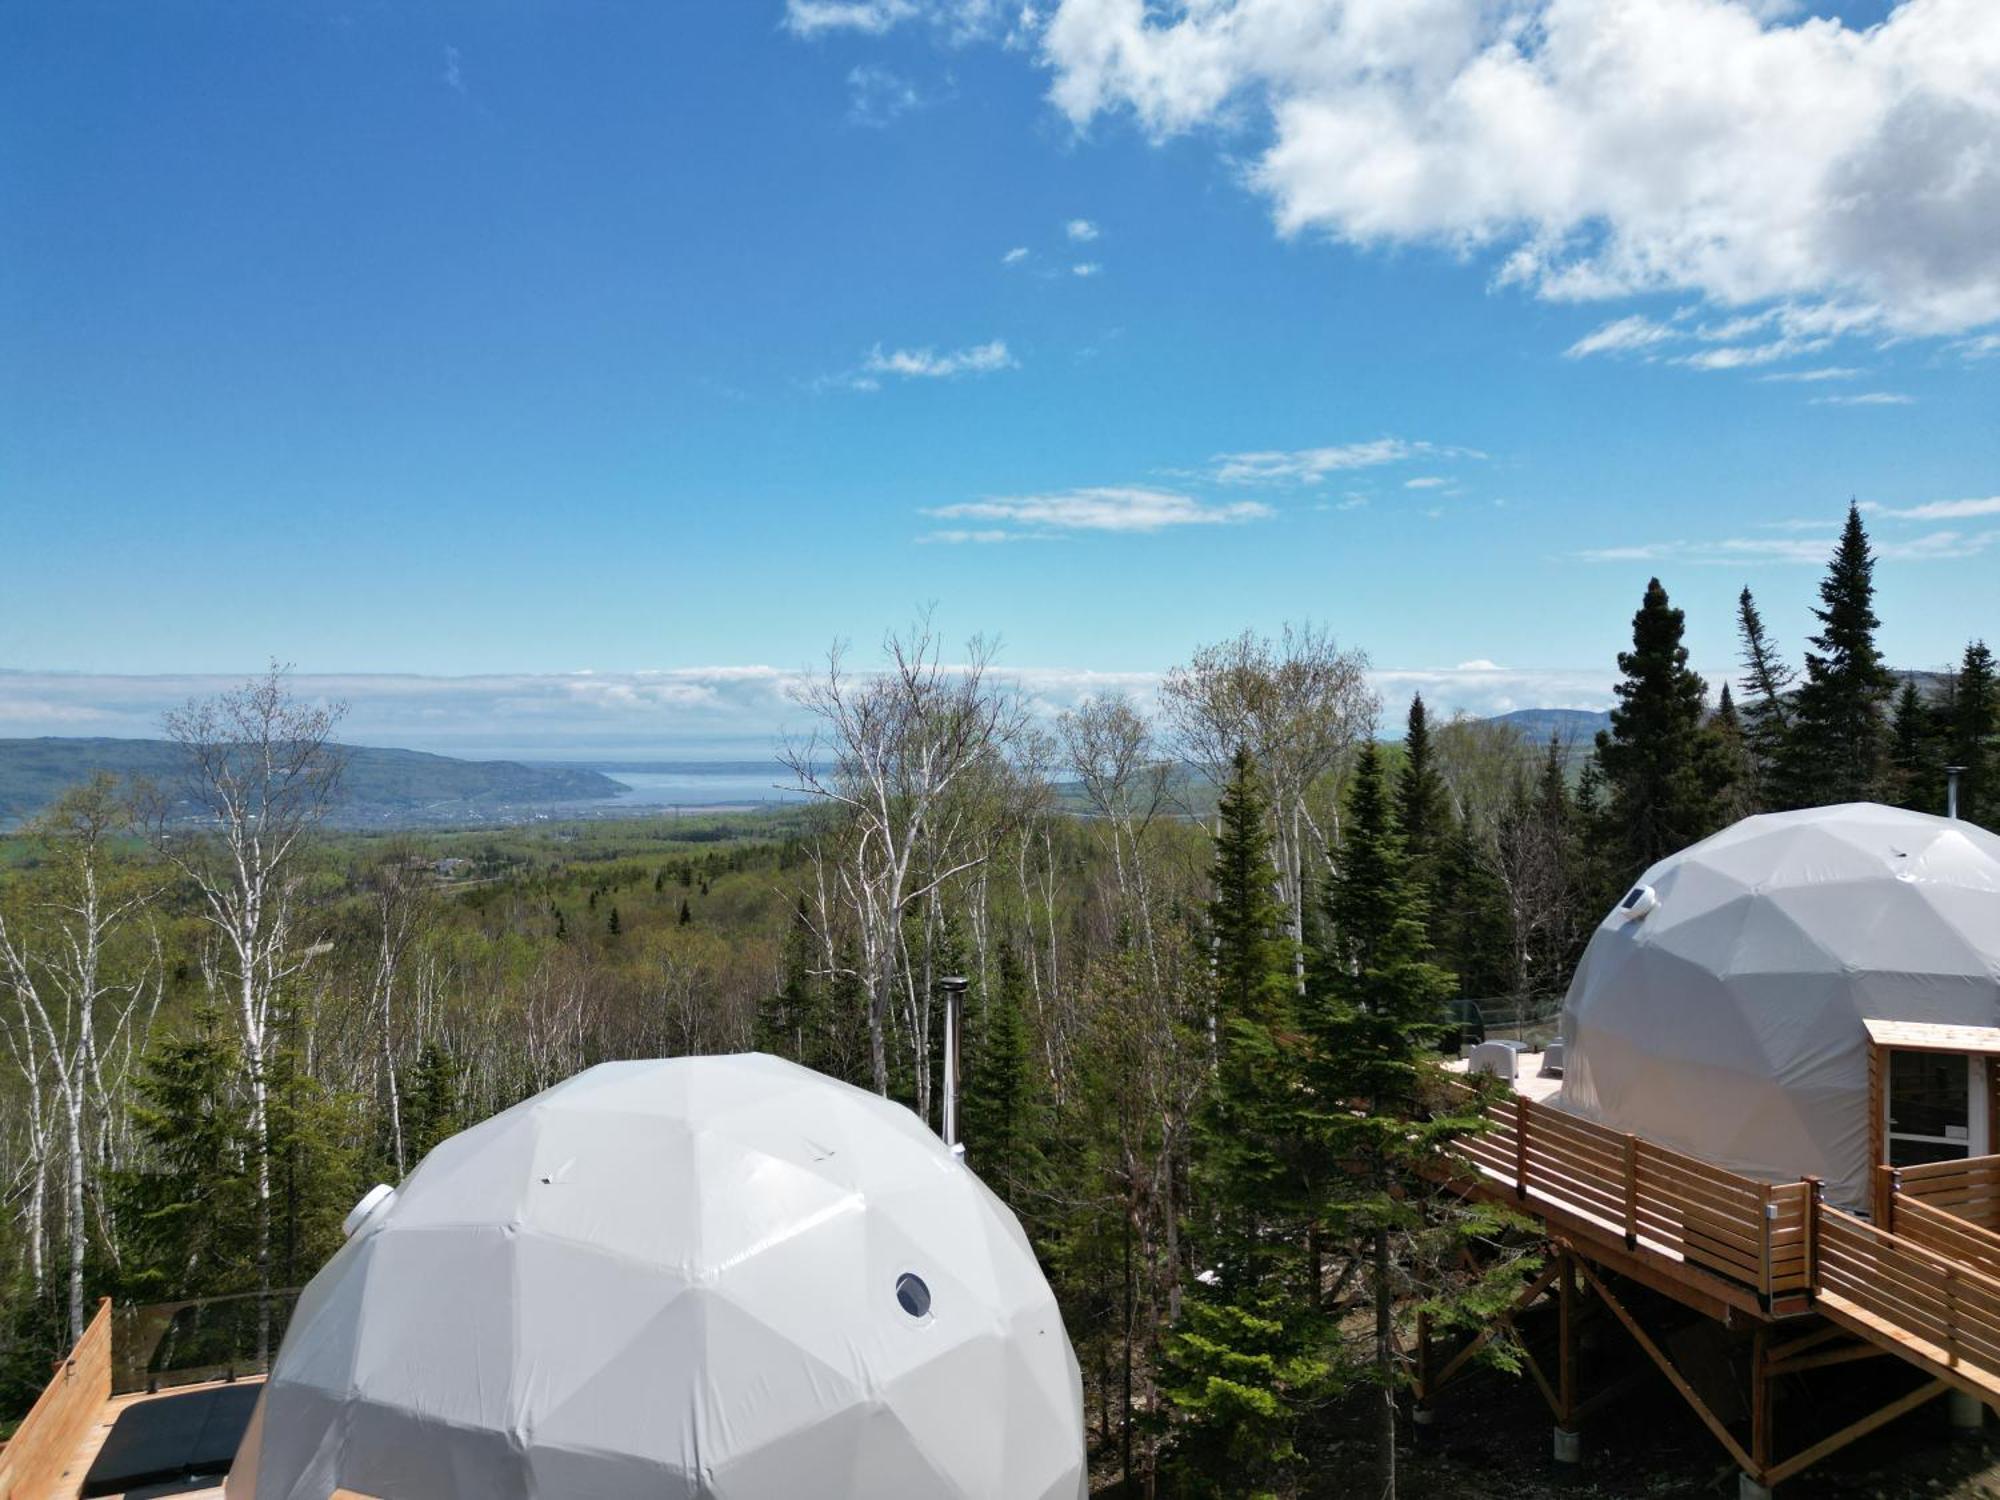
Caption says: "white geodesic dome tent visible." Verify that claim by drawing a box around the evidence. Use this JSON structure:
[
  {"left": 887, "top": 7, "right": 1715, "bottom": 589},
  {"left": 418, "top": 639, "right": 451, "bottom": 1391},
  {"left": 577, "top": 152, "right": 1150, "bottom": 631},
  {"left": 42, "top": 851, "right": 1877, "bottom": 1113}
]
[
  {"left": 1558, "top": 804, "right": 2000, "bottom": 1211},
  {"left": 227, "top": 1054, "right": 1087, "bottom": 1500}
]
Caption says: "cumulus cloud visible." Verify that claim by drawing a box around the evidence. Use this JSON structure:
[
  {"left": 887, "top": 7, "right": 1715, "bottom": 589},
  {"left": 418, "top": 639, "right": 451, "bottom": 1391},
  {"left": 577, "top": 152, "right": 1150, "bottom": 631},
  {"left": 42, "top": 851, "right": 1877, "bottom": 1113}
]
[
  {"left": 1002, "top": 246, "right": 1030, "bottom": 264},
  {"left": 1209, "top": 437, "right": 1482, "bottom": 485},
  {"left": 1066, "top": 217, "right": 1100, "bottom": 241},
  {"left": 924, "top": 485, "right": 1273, "bottom": 538},
  {"left": 1071, "top": 261, "right": 1102, "bottom": 276},
  {"left": 1033, "top": 0, "right": 2000, "bottom": 342}
]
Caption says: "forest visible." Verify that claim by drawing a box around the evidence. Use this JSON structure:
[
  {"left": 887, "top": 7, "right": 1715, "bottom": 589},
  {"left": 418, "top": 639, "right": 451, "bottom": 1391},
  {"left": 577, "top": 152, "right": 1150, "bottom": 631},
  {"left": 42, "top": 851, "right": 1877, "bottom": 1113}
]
[{"left": 0, "top": 504, "right": 1993, "bottom": 1498}]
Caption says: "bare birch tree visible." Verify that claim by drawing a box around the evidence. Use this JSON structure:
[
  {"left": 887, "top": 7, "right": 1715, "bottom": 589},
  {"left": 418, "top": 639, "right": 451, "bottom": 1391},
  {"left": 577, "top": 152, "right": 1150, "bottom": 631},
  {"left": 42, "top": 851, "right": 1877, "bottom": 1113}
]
[
  {"left": 783, "top": 619, "right": 1031, "bottom": 1105},
  {"left": 145, "top": 663, "right": 345, "bottom": 1362},
  {"left": 0, "top": 777, "right": 158, "bottom": 1342}
]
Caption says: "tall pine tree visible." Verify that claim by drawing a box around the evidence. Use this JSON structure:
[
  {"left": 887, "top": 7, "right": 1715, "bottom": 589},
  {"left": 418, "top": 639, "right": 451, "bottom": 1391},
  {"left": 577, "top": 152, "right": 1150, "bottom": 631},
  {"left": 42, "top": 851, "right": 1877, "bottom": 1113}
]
[
  {"left": 1593, "top": 578, "right": 1715, "bottom": 880},
  {"left": 1949, "top": 640, "right": 1996, "bottom": 827},
  {"left": 1782, "top": 504, "right": 1895, "bottom": 804},
  {"left": 1303, "top": 745, "right": 1515, "bottom": 1500},
  {"left": 1394, "top": 694, "right": 1453, "bottom": 917},
  {"left": 1735, "top": 586, "right": 1795, "bottom": 797}
]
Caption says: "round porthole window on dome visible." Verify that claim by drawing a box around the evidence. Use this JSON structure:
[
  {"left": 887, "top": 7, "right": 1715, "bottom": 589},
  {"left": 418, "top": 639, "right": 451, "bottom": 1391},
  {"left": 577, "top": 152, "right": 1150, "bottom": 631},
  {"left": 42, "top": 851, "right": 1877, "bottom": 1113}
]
[{"left": 895, "top": 1272, "right": 932, "bottom": 1319}]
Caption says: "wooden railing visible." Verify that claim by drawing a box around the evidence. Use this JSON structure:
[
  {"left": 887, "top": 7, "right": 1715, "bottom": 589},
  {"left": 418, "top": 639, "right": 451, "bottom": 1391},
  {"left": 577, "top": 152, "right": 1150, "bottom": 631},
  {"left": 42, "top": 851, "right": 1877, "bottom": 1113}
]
[
  {"left": 0, "top": 1298, "right": 112, "bottom": 1500},
  {"left": 1453, "top": 1089, "right": 1817, "bottom": 1297},
  {"left": 1820, "top": 1207, "right": 2000, "bottom": 1381},
  {"left": 1887, "top": 1154, "right": 2000, "bottom": 1231},
  {"left": 1446, "top": 1084, "right": 2000, "bottom": 1401}
]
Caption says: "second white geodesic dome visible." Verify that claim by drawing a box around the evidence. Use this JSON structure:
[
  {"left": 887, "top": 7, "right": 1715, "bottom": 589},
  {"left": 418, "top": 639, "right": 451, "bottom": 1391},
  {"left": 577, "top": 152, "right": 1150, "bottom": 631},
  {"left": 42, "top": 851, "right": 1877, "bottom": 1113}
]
[
  {"left": 1558, "top": 803, "right": 2000, "bottom": 1210},
  {"left": 227, "top": 1053, "right": 1087, "bottom": 1500}
]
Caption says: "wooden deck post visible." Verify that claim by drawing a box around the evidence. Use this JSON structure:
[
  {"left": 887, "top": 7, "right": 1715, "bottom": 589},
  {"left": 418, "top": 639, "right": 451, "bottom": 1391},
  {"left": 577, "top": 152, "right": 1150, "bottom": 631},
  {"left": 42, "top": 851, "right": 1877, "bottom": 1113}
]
[
  {"left": 1751, "top": 1325, "right": 1772, "bottom": 1476},
  {"left": 1557, "top": 1251, "right": 1576, "bottom": 1428},
  {"left": 1759, "top": 1182, "right": 1774, "bottom": 1297},
  {"left": 1803, "top": 1176, "right": 1822, "bottom": 1298},
  {"left": 1622, "top": 1134, "right": 1639, "bottom": 1249},
  {"left": 1875, "top": 1163, "right": 1896, "bottom": 1230},
  {"left": 1515, "top": 1095, "right": 1530, "bottom": 1200}
]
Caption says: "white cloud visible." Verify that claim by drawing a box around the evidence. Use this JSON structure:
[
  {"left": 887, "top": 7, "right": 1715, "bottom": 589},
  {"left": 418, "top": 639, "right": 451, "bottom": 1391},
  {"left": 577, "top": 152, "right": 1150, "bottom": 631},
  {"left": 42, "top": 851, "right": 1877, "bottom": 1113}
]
[
  {"left": 1002, "top": 246, "right": 1030, "bottom": 264},
  {"left": 864, "top": 338, "right": 1016, "bottom": 377},
  {"left": 1868, "top": 495, "right": 2000, "bottom": 521},
  {"left": 1810, "top": 391, "right": 1915, "bottom": 406},
  {"left": 1066, "top": 217, "right": 1100, "bottom": 241},
  {"left": 924, "top": 485, "right": 1272, "bottom": 537},
  {"left": 1573, "top": 528, "right": 1997, "bottom": 565},
  {"left": 813, "top": 338, "right": 1018, "bottom": 391},
  {"left": 1759, "top": 366, "right": 1864, "bottom": 382},
  {"left": 784, "top": 0, "right": 922, "bottom": 37},
  {"left": 1565, "top": 315, "right": 1678, "bottom": 358},
  {"left": 442, "top": 45, "right": 466, "bottom": 97},
  {"left": 1209, "top": 437, "right": 1482, "bottom": 486},
  {"left": 847, "top": 64, "right": 923, "bottom": 126},
  {"left": 1370, "top": 664, "right": 1614, "bottom": 718},
  {"left": 1071, "top": 261, "right": 1102, "bottom": 276},
  {"left": 1036, "top": 0, "right": 2000, "bottom": 341},
  {"left": 1403, "top": 475, "right": 1447, "bottom": 490}
]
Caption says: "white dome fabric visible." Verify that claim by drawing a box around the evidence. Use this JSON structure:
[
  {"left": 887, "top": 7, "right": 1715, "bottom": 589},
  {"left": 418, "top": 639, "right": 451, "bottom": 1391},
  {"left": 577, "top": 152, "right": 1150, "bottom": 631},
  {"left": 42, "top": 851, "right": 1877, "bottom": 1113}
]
[
  {"left": 227, "top": 1054, "right": 1087, "bottom": 1500},
  {"left": 1558, "top": 804, "right": 2000, "bottom": 1211}
]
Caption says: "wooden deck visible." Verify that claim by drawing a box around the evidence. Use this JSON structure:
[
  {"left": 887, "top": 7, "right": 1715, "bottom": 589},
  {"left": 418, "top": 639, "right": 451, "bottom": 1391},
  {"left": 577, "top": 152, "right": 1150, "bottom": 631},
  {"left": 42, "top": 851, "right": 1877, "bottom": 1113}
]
[{"left": 1443, "top": 1063, "right": 2000, "bottom": 1485}]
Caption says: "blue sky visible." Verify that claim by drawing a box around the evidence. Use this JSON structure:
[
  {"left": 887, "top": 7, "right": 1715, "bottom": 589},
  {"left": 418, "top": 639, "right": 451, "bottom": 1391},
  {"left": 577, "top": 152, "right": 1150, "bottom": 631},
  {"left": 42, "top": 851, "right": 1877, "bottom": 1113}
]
[{"left": 4, "top": 0, "right": 1996, "bottom": 752}]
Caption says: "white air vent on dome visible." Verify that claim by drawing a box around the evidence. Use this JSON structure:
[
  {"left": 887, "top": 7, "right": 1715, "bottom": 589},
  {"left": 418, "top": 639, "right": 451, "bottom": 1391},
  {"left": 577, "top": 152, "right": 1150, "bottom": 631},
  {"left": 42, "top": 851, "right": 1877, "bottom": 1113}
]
[{"left": 341, "top": 1183, "right": 395, "bottom": 1239}]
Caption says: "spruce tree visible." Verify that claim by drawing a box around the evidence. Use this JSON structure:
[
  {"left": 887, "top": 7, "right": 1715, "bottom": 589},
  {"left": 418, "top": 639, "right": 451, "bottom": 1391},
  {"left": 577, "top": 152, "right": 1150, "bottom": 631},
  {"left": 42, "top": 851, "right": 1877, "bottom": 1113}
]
[
  {"left": 400, "top": 1043, "right": 462, "bottom": 1165},
  {"left": 1207, "top": 746, "right": 1292, "bottom": 1034},
  {"left": 1783, "top": 504, "right": 1896, "bottom": 803},
  {"left": 1890, "top": 677, "right": 1940, "bottom": 813},
  {"left": 1164, "top": 746, "right": 1319, "bottom": 1491},
  {"left": 1949, "top": 640, "right": 1996, "bottom": 826},
  {"left": 1302, "top": 745, "right": 1507, "bottom": 1499},
  {"left": 1593, "top": 578, "right": 1714, "bottom": 879},
  {"left": 960, "top": 942, "right": 1038, "bottom": 1203},
  {"left": 116, "top": 1005, "right": 257, "bottom": 1301},
  {"left": 1735, "top": 586, "right": 1795, "bottom": 797},
  {"left": 1394, "top": 694, "right": 1453, "bottom": 914}
]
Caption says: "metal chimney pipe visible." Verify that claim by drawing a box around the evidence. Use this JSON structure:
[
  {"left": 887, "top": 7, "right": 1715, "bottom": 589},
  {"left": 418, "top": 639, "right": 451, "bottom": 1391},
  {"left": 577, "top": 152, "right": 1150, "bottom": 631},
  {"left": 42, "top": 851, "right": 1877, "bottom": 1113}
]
[
  {"left": 938, "top": 976, "right": 968, "bottom": 1156},
  {"left": 1946, "top": 766, "right": 1966, "bottom": 820}
]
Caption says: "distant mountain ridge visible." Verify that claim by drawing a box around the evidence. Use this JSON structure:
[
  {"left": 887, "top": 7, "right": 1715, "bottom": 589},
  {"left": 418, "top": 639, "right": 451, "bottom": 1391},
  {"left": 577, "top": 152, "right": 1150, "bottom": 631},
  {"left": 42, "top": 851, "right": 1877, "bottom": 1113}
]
[
  {"left": 1484, "top": 708, "right": 1613, "bottom": 745},
  {"left": 0, "top": 738, "right": 623, "bottom": 828}
]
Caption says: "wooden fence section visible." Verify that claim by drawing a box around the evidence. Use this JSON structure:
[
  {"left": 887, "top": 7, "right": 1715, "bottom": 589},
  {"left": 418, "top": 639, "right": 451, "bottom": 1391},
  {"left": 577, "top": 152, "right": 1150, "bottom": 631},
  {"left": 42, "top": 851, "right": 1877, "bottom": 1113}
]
[
  {"left": 0, "top": 1300, "right": 111, "bottom": 1500},
  {"left": 1818, "top": 1207, "right": 2000, "bottom": 1389},
  {"left": 1891, "top": 1154, "right": 2000, "bottom": 1232},
  {"left": 1454, "top": 1090, "right": 1812, "bottom": 1299}
]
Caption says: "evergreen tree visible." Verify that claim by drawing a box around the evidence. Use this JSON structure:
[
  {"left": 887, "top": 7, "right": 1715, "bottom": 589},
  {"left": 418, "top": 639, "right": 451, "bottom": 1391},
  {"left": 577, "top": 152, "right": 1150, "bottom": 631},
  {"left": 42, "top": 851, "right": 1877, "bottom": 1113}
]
[
  {"left": 1433, "top": 826, "right": 1511, "bottom": 1002},
  {"left": 1735, "top": 586, "right": 1795, "bottom": 796},
  {"left": 1949, "top": 640, "right": 1996, "bottom": 826},
  {"left": 1782, "top": 504, "right": 1896, "bottom": 804},
  {"left": 1593, "top": 578, "right": 1715, "bottom": 879},
  {"left": 678, "top": 898, "right": 692, "bottom": 926},
  {"left": 607, "top": 905, "right": 621, "bottom": 937},
  {"left": 1709, "top": 685, "right": 1759, "bottom": 824},
  {"left": 1890, "top": 677, "right": 1941, "bottom": 813},
  {"left": 400, "top": 1042, "right": 462, "bottom": 1164},
  {"left": 1303, "top": 746, "right": 1521, "bottom": 1499},
  {"left": 653, "top": 869, "right": 666, "bottom": 893},
  {"left": 960, "top": 942, "right": 1037, "bottom": 1202},
  {"left": 115, "top": 1006, "right": 257, "bottom": 1301},
  {"left": 265, "top": 1043, "right": 364, "bottom": 1293},
  {"left": 1394, "top": 694, "right": 1453, "bottom": 915},
  {"left": 1164, "top": 746, "right": 1318, "bottom": 1491},
  {"left": 1207, "top": 746, "right": 1292, "bottom": 1033}
]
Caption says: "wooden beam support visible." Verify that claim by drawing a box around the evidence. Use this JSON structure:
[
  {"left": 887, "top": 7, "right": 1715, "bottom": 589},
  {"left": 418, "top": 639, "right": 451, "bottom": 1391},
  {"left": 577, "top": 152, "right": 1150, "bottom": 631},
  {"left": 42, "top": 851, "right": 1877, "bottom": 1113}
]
[
  {"left": 1768, "top": 1341, "right": 1895, "bottom": 1376},
  {"left": 1763, "top": 1379, "right": 1950, "bottom": 1488},
  {"left": 1766, "top": 1324, "right": 1847, "bottom": 1366},
  {"left": 1558, "top": 1251, "right": 1577, "bottom": 1426},
  {"left": 1574, "top": 1256, "right": 1759, "bottom": 1477},
  {"left": 1428, "top": 1259, "right": 1563, "bottom": 1395}
]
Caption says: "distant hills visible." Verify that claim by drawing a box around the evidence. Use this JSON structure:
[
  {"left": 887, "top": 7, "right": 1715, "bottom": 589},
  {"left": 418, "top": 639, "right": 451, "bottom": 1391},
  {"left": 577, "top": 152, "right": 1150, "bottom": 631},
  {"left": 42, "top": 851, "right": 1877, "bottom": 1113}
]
[
  {"left": 0, "top": 739, "right": 624, "bottom": 829},
  {"left": 1486, "top": 708, "right": 1613, "bottom": 746}
]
